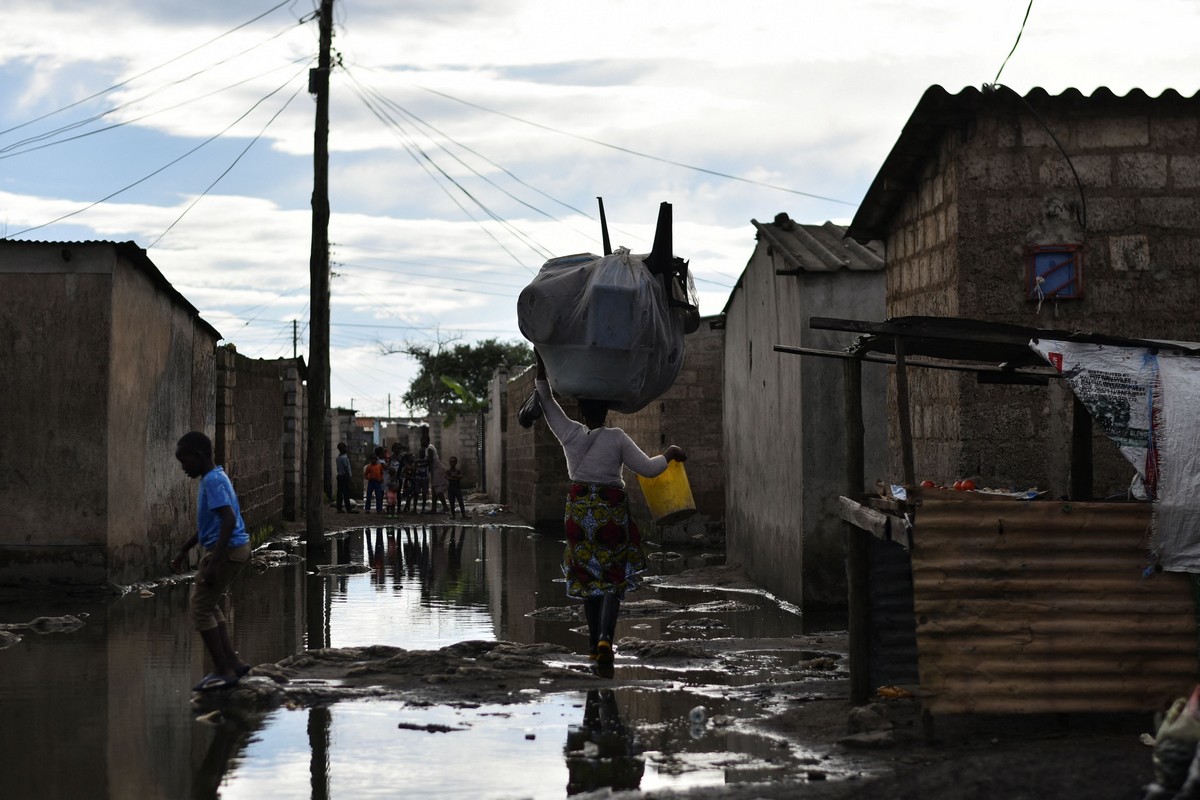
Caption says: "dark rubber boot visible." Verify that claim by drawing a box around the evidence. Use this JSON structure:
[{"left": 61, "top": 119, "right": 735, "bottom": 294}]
[
  {"left": 584, "top": 596, "right": 603, "bottom": 656},
  {"left": 599, "top": 594, "right": 621, "bottom": 646}
]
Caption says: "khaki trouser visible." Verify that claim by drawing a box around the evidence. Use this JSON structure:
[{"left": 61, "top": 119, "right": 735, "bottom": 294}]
[{"left": 189, "top": 542, "right": 251, "bottom": 631}]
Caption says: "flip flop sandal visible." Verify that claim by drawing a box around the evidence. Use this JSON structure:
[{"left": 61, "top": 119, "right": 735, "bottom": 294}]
[{"left": 193, "top": 673, "right": 238, "bottom": 692}]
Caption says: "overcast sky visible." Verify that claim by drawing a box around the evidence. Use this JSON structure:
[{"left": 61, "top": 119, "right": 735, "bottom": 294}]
[{"left": 4, "top": 0, "right": 1198, "bottom": 416}]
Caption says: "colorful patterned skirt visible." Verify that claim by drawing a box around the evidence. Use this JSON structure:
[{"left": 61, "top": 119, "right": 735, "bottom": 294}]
[{"left": 562, "top": 482, "right": 647, "bottom": 600}]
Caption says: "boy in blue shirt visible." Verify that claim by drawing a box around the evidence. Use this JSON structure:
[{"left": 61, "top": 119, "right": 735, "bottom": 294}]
[{"left": 171, "top": 431, "right": 252, "bottom": 691}]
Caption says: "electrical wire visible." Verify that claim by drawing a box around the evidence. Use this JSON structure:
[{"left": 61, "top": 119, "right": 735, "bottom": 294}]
[
  {"left": 347, "top": 89, "right": 538, "bottom": 273},
  {"left": 333, "top": 259, "right": 526, "bottom": 290},
  {"left": 0, "top": 0, "right": 296, "bottom": 139},
  {"left": 984, "top": 3, "right": 1085, "bottom": 229},
  {"left": 416, "top": 85, "right": 857, "bottom": 205},
  {"left": 993, "top": 0, "right": 1034, "bottom": 87},
  {"left": 0, "top": 57, "right": 314, "bottom": 161},
  {"left": 6, "top": 65, "right": 309, "bottom": 239},
  {"left": 149, "top": 80, "right": 307, "bottom": 248},
  {"left": 335, "top": 264, "right": 519, "bottom": 298},
  {"left": 344, "top": 72, "right": 548, "bottom": 268},
  {"left": 1, "top": 24, "right": 307, "bottom": 155},
  {"left": 362, "top": 86, "right": 601, "bottom": 245}
]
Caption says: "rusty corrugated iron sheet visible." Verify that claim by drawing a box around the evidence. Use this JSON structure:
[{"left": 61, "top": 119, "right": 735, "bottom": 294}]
[{"left": 912, "top": 493, "right": 1197, "bottom": 715}]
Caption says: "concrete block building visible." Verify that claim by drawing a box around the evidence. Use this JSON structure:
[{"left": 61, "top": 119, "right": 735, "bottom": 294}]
[
  {"left": 847, "top": 85, "right": 1200, "bottom": 496},
  {"left": 722, "top": 215, "right": 886, "bottom": 610},
  {"left": 0, "top": 241, "right": 220, "bottom": 586}
]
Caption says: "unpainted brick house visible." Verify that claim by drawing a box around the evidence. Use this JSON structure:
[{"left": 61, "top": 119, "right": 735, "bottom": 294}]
[{"left": 847, "top": 85, "right": 1200, "bottom": 497}]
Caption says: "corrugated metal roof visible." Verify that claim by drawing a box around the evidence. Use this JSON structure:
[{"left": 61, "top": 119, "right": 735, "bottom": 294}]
[
  {"left": 0, "top": 239, "right": 222, "bottom": 341},
  {"left": 847, "top": 84, "right": 1200, "bottom": 243},
  {"left": 911, "top": 491, "right": 1195, "bottom": 715},
  {"left": 751, "top": 214, "right": 884, "bottom": 273}
]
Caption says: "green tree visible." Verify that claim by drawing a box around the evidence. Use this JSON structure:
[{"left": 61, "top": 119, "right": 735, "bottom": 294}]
[{"left": 397, "top": 338, "right": 532, "bottom": 416}]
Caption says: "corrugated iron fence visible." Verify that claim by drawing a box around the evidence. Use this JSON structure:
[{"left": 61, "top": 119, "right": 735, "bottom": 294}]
[{"left": 912, "top": 494, "right": 1197, "bottom": 714}]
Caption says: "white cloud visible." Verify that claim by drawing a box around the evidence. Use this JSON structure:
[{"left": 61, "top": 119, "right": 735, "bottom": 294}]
[{"left": 4, "top": 0, "right": 1200, "bottom": 413}]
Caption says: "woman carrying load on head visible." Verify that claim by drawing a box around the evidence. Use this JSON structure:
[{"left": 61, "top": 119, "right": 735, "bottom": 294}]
[{"left": 534, "top": 350, "right": 687, "bottom": 675}]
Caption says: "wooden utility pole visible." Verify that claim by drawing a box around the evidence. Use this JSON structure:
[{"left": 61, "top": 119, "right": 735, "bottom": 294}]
[{"left": 305, "top": 0, "right": 333, "bottom": 547}]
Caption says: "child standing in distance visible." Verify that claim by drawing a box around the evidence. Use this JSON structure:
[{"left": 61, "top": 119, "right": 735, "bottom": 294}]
[
  {"left": 385, "top": 480, "right": 399, "bottom": 517},
  {"left": 413, "top": 448, "right": 430, "bottom": 513},
  {"left": 400, "top": 455, "right": 417, "bottom": 513},
  {"left": 172, "top": 431, "right": 252, "bottom": 692},
  {"left": 335, "top": 442, "right": 357, "bottom": 513},
  {"left": 363, "top": 451, "right": 385, "bottom": 514},
  {"left": 446, "top": 456, "right": 466, "bottom": 518}
]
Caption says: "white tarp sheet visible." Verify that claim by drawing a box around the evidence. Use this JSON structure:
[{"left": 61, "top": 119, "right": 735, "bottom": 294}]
[{"left": 1032, "top": 339, "right": 1200, "bottom": 572}]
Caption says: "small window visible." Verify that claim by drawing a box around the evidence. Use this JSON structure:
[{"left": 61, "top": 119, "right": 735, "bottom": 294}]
[{"left": 1026, "top": 244, "right": 1083, "bottom": 300}]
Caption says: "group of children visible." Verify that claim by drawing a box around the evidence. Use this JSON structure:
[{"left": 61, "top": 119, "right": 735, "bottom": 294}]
[{"left": 362, "top": 442, "right": 468, "bottom": 518}]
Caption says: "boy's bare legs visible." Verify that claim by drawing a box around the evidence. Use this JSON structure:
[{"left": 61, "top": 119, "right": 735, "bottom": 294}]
[
  {"left": 199, "top": 622, "right": 248, "bottom": 678},
  {"left": 200, "top": 627, "right": 237, "bottom": 677},
  {"left": 216, "top": 621, "right": 249, "bottom": 673}
]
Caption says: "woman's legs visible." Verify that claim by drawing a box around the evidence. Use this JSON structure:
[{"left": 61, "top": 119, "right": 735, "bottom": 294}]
[
  {"left": 598, "top": 593, "right": 621, "bottom": 649},
  {"left": 583, "top": 595, "right": 603, "bottom": 655}
]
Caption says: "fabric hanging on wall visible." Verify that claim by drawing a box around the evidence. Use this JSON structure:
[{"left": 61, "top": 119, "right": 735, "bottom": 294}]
[
  {"left": 1030, "top": 339, "right": 1157, "bottom": 488},
  {"left": 1152, "top": 356, "right": 1200, "bottom": 572},
  {"left": 1031, "top": 339, "right": 1200, "bottom": 573}
]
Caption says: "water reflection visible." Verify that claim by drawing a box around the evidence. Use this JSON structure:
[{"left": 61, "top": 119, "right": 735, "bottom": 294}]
[
  {"left": 565, "top": 689, "right": 645, "bottom": 795},
  {"left": 0, "top": 524, "right": 818, "bottom": 799}
]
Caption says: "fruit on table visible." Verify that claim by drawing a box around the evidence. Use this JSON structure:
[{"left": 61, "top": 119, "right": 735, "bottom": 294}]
[
  {"left": 920, "top": 480, "right": 935, "bottom": 488},
  {"left": 953, "top": 479, "right": 976, "bottom": 491}
]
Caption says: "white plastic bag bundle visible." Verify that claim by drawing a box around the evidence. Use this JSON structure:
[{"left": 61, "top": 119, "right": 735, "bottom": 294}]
[{"left": 518, "top": 246, "right": 695, "bottom": 413}]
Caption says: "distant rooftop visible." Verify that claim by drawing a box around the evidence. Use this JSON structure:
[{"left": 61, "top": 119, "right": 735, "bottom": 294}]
[{"left": 722, "top": 216, "right": 883, "bottom": 314}]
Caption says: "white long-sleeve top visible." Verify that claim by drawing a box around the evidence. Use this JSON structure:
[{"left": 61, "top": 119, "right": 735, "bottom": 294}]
[{"left": 536, "top": 379, "right": 667, "bottom": 487}]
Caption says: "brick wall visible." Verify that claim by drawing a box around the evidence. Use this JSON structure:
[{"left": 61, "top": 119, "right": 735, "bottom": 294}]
[
  {"left": 281, "top": 362, "right": 305, "bottom": 521},
  {"left": 214, "top": 347, "right": 287, "bottom": 534},
  {"left": 485, "top": 367, "right": 509, "bottom": 501},
  {"left": 884, "top": 94, "right": 1200, "bottom": 495},
  {"left": 617, "top": 318, "right": 725, "bottom": 524},
  {"left": 504, "top": 365, "right": 576, "bottom": 528},
  {"left": 330, "top": 408, "right": 370, "bottom": 501}
]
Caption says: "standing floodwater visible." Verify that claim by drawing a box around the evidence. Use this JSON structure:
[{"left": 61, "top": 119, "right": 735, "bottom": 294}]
[{"left": 0, "top": 524, "right": 835, "bottom": 798}]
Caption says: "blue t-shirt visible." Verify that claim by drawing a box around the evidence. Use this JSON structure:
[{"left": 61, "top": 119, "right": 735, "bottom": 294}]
[{"left": 197, "top": 466, "right": 249, "bottom": 550}]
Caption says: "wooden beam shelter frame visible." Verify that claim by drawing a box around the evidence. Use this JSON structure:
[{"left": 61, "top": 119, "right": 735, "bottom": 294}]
[{"left": 776, "top": 315, "right": 1200, "bottom": 705}]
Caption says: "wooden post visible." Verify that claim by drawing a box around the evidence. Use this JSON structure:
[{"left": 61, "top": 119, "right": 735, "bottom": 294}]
[
  {"left": 305, "top": 0, "right": 333, "bottom": 548},
  {"left": 844, "top": 356, "right": 871, "bottom": 705},
  {"left": 894, "top": 336, "right": 916, "bottom": 487},
  {"left": 1070, "top": 394, "right": 1094, "bottom": 500}
]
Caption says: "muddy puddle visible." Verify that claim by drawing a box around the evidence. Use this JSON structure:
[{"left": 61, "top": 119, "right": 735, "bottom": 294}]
[{"left": 0, "top": 524, "right": 847, "bottom": 798}]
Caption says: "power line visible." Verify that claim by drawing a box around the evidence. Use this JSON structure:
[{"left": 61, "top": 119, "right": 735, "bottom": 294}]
[
  {"left": 0, "top": 24, "right": 307, "bottom": 155},
  {"left": 150, "top": 80, "right": 306, "bottom": 248},
  {"left": 417, "top": 84, "right": 857, "bottom": 206},
  {"left": 344, "top": 71, "right": 547, "bottom": 268},
  {"left": 6, "top": 65, "right": 309, "bottom": 239},
  {"left": 333, "top": 259, "right": 526, "bottom": 290},
  {"left": 0, "top": 0, "right": 297, "bottom": 139},
  {"left": 993, "top": 0, "right": 1034, "bottom": 86},
  {"left": 332, "top": 321, "right": 520, "bottom": 334},
  {"left": 364, "top": 86, "right": 601, "bottom": 245}
]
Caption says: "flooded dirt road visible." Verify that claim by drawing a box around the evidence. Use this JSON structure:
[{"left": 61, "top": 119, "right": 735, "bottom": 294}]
[{"left": 0, "top": 522, "right": 1160, "bottom": 799}]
